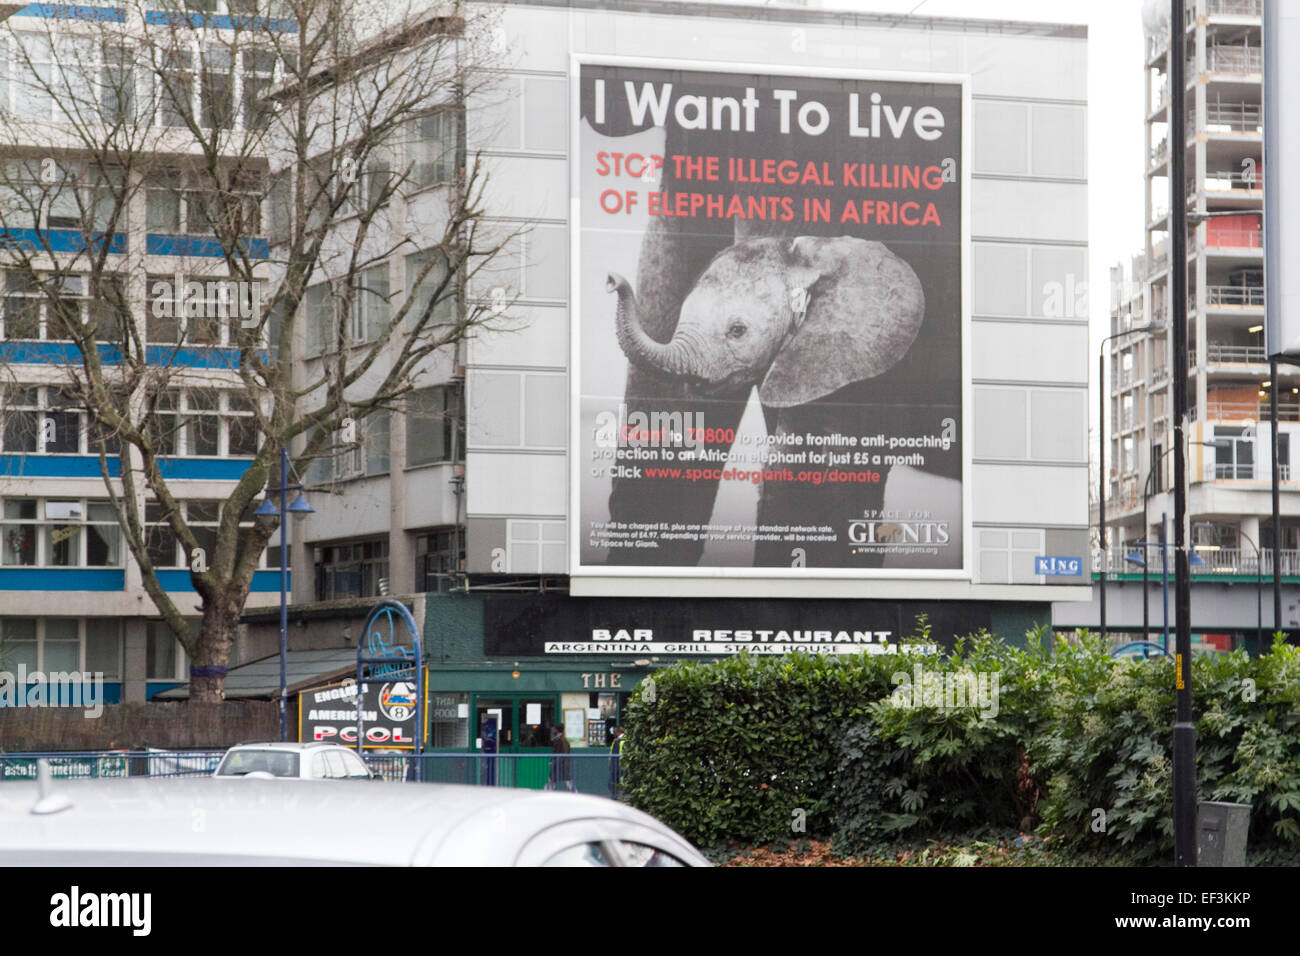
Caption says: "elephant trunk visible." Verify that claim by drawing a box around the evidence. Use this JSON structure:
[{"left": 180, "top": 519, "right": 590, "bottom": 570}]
[{"left": 606, "top": 273, "right": 696, "bottom": 377}]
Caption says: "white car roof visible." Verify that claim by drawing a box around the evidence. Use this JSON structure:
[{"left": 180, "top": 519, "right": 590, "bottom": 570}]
[{"left": 0, "top": 777, "right": 708, "bottom": 867}]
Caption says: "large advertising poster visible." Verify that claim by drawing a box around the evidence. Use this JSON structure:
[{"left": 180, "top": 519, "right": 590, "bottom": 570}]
[{"left": 572, "top": 59, "right": 967, "bottom": 576}]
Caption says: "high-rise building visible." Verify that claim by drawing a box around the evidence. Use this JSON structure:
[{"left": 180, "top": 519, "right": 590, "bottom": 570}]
[{"left": 1078, "top": 0, "right": 1295, "bottom": 651}]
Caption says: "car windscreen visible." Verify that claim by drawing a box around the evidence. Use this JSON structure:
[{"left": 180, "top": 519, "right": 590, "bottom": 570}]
[{"left": 215, "top": 750, "right": 301, "bottom": 777}]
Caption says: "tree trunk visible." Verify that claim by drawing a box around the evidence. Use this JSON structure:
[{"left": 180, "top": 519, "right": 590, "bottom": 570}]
[{"left": 189, "top": 586, "right": 246, "bottom": 703}]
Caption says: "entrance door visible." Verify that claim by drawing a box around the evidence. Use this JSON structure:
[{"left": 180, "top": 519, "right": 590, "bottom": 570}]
[{"left": 476, "top": 698, "right": 514, "bottom": 751}]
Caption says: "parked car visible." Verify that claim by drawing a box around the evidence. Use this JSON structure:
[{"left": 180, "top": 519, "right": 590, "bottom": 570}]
[
  {"left": 0, "top": 772, "right": 710, "bottom": 866},
  {"left": 213, "top": 742, "right": 378, "bottom": 780}
]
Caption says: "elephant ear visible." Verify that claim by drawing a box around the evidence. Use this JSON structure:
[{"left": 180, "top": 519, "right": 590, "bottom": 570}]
[{"left": 758, "top": 235, "right": 925, "bottom": 408}]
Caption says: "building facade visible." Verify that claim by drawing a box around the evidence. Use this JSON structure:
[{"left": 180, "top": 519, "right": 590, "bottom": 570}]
[
  {"left": 0, "top": 1, "right": 1094, "bottom": 728},
  {"left": 0, "top": 1, "right": 291, "bottom": 704},
  {"left": 268, "top": 1, "right": 1093, "bottom": 749},
  {"left": 1060, "top": 0, "right": 1300, "bottom": 651}
]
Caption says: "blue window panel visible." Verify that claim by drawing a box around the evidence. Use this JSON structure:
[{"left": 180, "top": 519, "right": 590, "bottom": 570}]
[
  {"left": 0, "top": 682, "right": 122, "bottom": 706},
  {"left": 12, "top": 4, "right": 125, "bottom": 22},
  {"left": 0, "top": 455, "right": 253, "bottom": 480},
  {"left": 0, "top": 228, "right": 126, "bottom": 254},
  {"left": 0, "top": 341, "right": 262, "bottom": 369},
  {"left": 143, "top": 11, "right": 298, "bottom": 33},
  {"left": 0, "top": 568, "right": 125, "bottom": 590},
  {"left": 146, "top": 234, "right": 269, "bottom": 259},
  {"left": 146, "top": 681, "right": 183, "bottom": 698},
  {"left": 159, "top": 569, "right": 287, "bottom": 592}
]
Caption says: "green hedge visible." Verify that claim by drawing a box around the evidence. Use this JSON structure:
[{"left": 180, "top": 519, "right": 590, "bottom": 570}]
[{"left": 621, "top": 629, "right": 1300, "bottom": 862}]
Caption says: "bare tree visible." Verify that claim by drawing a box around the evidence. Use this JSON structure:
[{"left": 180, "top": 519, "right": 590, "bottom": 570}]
[{"left": 0, "top": 0, "right": 517, "bottom": 700}]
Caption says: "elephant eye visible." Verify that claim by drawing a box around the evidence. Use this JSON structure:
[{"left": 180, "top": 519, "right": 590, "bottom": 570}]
[{"left": 726, "top": 321, "right": 747, "bottom": 339}]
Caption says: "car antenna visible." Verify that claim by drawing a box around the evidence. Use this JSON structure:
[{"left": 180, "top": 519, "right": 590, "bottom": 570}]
[{"left": 31, "top": 759, "right": 73, "bottom": 815}]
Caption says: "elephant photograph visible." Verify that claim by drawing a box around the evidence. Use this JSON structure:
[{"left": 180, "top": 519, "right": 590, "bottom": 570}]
[{"left": 574, "top": 62, "right": 964, "bottom": 573}]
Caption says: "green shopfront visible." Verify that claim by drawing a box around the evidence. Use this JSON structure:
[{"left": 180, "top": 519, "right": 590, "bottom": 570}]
[{"left": 418, "top": 591, "right": 1047, "bottom": 757}]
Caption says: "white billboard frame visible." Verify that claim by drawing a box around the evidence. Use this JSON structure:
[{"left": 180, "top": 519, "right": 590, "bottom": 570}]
[{"left": 567, "top": 54, "right": 972, "bottom": 583}]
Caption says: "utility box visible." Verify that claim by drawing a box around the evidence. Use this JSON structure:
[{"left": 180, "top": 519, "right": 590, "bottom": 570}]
[{"left": 1197, "top": 801, "right": 1250, "bottom": 867}]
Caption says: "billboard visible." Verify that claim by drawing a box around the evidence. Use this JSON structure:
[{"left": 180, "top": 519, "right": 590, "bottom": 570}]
[{"left": 571, "top": 59, "right": 968, "bottom": 578}]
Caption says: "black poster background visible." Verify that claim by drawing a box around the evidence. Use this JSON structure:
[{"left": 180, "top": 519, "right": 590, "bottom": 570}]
[
  {"left": 575, "top": 63, "right": 964, "bottom": 572},
  {"left": 484, "top": 595, "right": 989, "bottom": 656}
]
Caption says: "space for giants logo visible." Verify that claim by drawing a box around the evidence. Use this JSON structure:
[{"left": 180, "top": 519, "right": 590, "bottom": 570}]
[{"left": 847, "top": 509, "right": 950, "bottom": 556}]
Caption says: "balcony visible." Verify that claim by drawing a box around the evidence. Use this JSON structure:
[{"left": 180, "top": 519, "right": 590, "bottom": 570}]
[
  {"left": 1208, "top": 0, "right": 1262, "bottom": 17},
  {"left": 1201, "top": 46, "right": 1263, "bottom": 75},
  {"left": 1205, "top": 342, "right": 1265, "bottom": 364},
  {"left": 1099, "top": 547, "right": 1300, "bottom": 577},
  {"left": 1204, "top": 168, "right": 1263, "bottom": 192},
  {"left": 1202, "top": 102, "right": 1263, "bottom": 133},
  {"left": 1205, "top": 398, "right": 1300, "bottom": 422},
  {"left": 1202, "top": 227, "right": 1263, "bottom": 251},
  {"left": 1205, "top": 285, "right": 1264, "bottom": 307}
]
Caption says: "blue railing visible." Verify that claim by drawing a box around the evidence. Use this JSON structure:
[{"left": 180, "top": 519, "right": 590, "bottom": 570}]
[
  {"left": 0, "top": 750, "right": 624, "bottom": 797},
  {"left": 0, "top": 750, "right": 222, "bottom": 780}
]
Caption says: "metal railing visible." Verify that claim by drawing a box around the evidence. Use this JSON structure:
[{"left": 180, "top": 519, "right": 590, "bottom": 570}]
[
  {"left": 1100, "top": 547, "right": 1300, "bottom": 576},
  {"left": 0, "top": 750, "right": 626, "bottom": 798},
  {"left": 360, "top": 753, "right": 622, "bottom": 795},
  {"left": 1203, "top": 46, "right": 1263, "bottom": 74},
  {"left": 1208, "top": 0, "right": 1262, "bottom": 17},
  {"left": 1203, "top": 229, "right": 1263, "bottom": 250},
  {"left": 1205, "top": 285, "right": 1265, "bottom": 307},
  {"left": 1206, "top": 343, "right": 1266, "bottom": 363},
  {"left": 1214, "top": 462, "right": 1254, "bottom": 479},
  {"left": 1204, "top": 169, "right": 1264, "bottom": 192},
  {"left": 1202, "top": 102, "right": 1263, "bottom": 132},
  {"left": 1205, "top": 399, "right": 1300, "bottom": 422},
  {"left": 1149, "top": 140, "right": 1168, "bottom": 168},
  {"left": 0, "top": 750, "right": 223, "bottom": 781}
]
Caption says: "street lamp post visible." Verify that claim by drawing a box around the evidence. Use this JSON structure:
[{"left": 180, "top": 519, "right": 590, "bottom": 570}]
[
  {"left": 256, "top": 446, "right": 314, "bottom": 743},
  {"left": 1099, "top": 322, "right": 1166, "bottom": 638},
  {"left": 1169, "top": 0, "right": 1197, "bottom": 867}
]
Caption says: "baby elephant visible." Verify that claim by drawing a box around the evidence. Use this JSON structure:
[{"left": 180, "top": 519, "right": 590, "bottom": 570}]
[{"left": 606, "top": 235, "right": 925, "bottom": 406}]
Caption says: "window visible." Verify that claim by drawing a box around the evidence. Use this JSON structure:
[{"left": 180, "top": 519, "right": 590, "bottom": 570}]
[
  {"left": 309, "top": 411, "right": 388, "bottom": 483},
  {"left": 200, "top": 46, "right": 234, "bottom": 130},
  {"left": 314, "top": 538, "right": 389, "bottom": 601},
  {"left": 146, "top": 167, "right": 263, "bottom": 237},
  {"left": 2, "top": 500, "right": 37, "bottom": 566},
  {"left": 157, "top": 48, "right": 196, "bottom": 128},
  {"left": 242, "top": 47, "right": 278, "bottom": 130},
  {"left": 351, "top": 264, "right": 390, "bottom": 343},
  {"left": 407, "top": 110, "right": 459, "bottom": 189},
  {"left": 0, "top": 387, "right": 83, "bottom": 454},
  {"left": 1215, "top": 426, "right": 1254, "bottom": 479},
  {"left": 146, "top": 621, "right": 189, "bottom": 681},
  {"left": 304, "top": 282, "right": 337, "bottom": 356},
  {"left": 0, "top": 499, "right": 123, "bottom": 568},
  {"left": 85, "top": 619, "right": 123, "bottom": 681},
  {"left": 415, "top": 527, "right": 462, "bottom": 591},
  {"left": 406, "top": 248, "right": 457, "bottom": 329},
  {"left": 0, "top": 618, "right": 37, "bottom": 670},
  {"left": 15, "top": 34, "right": 55, "bottom": 122},
  {"left": 0, "top": 619, "right": 121, "bottom": 680},
  {"left": 406, "top": 385, "right": 463, "bottom": 466},
  {"left": 2, "top": 271, "right": 120, "bottom": 341},
  {"left": 145, "top": 501, "right": 181, "bottom": 568}
]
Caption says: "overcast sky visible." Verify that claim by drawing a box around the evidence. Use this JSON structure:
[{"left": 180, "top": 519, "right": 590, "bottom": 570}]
[
  {"left": 812, "top": 0, "right": 1148, "bottom": 359},
  {"left": 797, "top": 0, "right": 1151, "bottom": 439}
]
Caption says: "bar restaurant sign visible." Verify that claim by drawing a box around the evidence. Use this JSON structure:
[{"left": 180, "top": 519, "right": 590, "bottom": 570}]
[{"left": 484, "top": 596, "right": 958, "bottom": 657}]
